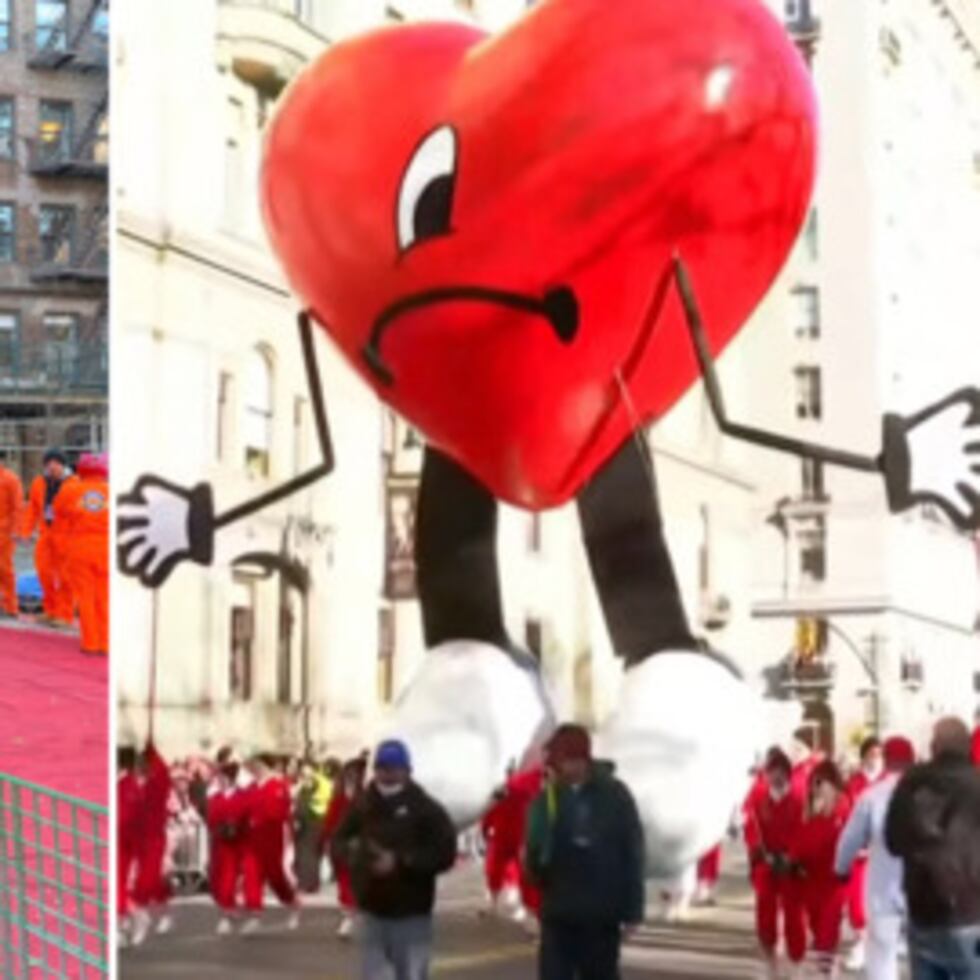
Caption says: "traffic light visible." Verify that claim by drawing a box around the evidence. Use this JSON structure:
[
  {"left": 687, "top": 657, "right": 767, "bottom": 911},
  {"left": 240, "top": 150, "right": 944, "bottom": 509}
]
[{"left": 795, "top": 616, "right": 819, "bottom": 663}]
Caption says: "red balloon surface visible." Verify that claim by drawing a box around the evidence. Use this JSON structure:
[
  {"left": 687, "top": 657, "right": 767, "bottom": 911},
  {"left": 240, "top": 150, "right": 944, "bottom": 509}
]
[{"left": 261, "top": 0, "right": 817, "bottom": 510}]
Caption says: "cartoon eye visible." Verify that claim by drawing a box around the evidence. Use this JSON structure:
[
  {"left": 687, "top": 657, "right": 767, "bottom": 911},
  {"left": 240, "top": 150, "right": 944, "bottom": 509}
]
[{"left": 397, "top": 125, "right": 457, "bottom": 252}]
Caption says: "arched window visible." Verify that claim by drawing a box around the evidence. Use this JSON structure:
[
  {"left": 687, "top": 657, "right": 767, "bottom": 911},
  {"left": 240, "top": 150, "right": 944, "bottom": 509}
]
[{"left": 244, "top": 346, "right": 273, "bottom": 477}]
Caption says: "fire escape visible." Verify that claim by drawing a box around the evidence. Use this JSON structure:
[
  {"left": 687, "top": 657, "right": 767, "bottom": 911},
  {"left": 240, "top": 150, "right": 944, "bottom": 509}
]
[{"left": 0, "top": 1, "right": 109, "bottom": 475}]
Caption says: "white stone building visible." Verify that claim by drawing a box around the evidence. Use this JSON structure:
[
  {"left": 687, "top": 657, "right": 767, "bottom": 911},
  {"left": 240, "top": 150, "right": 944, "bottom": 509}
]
[{"left": 114, "top": 0, "right": 980, "bottom": 761}]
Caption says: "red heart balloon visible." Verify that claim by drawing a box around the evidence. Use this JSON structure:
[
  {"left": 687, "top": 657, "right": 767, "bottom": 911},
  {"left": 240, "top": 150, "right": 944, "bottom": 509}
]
[{"left": 262, "top": 0, "right": 816, "bottom": 509}]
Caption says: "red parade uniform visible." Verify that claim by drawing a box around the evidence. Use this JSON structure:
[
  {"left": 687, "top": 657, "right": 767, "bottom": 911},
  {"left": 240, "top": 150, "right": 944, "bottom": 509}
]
[
  {"left": 971, "top": 726, "right": 980, "bottom": 768},
  {"left": 323, "top": 788, "right": 357, "bottom": 911},
  {"left": 792, "top": 797, "right": 851, "bottom": 957},
  {"left": 117, "top": 771, "right": 143, "bottom": 917},
  {"left": 482, "top": 767, "right": 542, "bottom": 914},
  {"left": 132, "top": 745, "right": 172, "bottom": 908},
  {"left": 744, "top": 786, "right": 806, "bottom": 964},
  {"left": 697, "top": 844, "right": 723, "bottom": 887},
  {"left": 208, "top": 785, "right": 247, "bottom": 910},
  {"left": 243, "top": 776, "right": 297, "bottom": 910},
  {"left": 842, "top": 769, "right": 882, "bottom": 934}
]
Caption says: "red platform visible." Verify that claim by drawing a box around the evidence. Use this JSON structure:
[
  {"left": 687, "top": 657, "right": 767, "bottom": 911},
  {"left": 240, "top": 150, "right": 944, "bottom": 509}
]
[{"left": 0, "top": 625, "right": 107, "bottom": 806}]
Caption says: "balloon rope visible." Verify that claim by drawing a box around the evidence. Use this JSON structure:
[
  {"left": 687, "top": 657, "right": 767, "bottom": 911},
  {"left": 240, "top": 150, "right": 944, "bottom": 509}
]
[
  {"left": 148, "top": 589, "right": 159, "bottom": 742},
  {"left": 613, "top": 367, "right": 659, "bottom": 496}
]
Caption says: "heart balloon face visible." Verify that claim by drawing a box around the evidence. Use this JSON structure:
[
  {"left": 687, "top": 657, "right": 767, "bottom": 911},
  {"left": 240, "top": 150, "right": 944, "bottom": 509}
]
[{"left": 262, "top": 0, "right": 816, "bottom": 509}]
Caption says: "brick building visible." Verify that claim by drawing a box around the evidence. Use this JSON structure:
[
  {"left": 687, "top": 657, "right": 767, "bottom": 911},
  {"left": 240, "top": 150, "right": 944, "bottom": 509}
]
[{"left": 0, "top": 0, "right": 107, "bottom": 481}]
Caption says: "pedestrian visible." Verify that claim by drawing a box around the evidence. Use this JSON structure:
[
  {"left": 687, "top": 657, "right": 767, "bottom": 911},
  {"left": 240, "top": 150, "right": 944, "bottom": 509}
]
[
  {"left": 208, "top": 748, "right": 247, "bottom": 935},
  {"left": 790, "top": 727, "right": 824, "bottom": 801},
  {"left": 885, "top": 717, "right": 980, "bottom": 979},
  {"left": 241, "top": 753, "right": 300, "bottom": 933},
  {"left": 524, "top": 724, "right": 645, "bottom": 980},
  {"left": 293, "top": 759, "right": 331, "bottom": 893},
  {"left": 332, "top": 739, "right": 457, "bottom": 979},
  {"left": 130, "top": 739, "right": 174, "bottom": 943},
  {"left": 53, "top": 452, "right": 108, "bottom": 655},
  {"left": 835, "top": 736, "right": 915, "bottom": 980},
  {"left": 841, "top": 735, "right": 885, "bottom": 971},
  {"left": 695, "top": 844, "right": 723, "bottom": 906},
  {"left": 0, "top": 453, "right": 23, "bottom": 619},
  {"left": 793, "top": 760, "right": 850, "bottom": 977},
  {"left": 323, "top": 757, "right": 367, "bottom": 939},
  {"left": 117, "top": 746, "right": 143, "bottom": 948},
  {"left": 19, "top": 449, "right": 75, "bottom": 626},
  {"left": 744, "top": 747, "right": 807, "bottom": 980}
]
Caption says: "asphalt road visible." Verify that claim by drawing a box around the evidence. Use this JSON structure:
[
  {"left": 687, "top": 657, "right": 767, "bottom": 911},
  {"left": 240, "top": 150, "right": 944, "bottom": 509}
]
[{"left": 120, "top": 860, "right": 766, "bottom": 979}]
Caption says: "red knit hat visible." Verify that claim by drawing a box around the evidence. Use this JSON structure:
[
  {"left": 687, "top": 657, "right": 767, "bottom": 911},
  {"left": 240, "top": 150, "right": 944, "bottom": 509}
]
[{"left": 883, "top": 736, "right": 915, "bottom": 769}]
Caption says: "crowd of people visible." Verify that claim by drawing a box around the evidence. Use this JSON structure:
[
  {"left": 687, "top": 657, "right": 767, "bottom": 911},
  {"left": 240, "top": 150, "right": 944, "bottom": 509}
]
[
  {"left": 0, "top": 448, "right": 110, "bottom": 656},
  {"left": 117, "top": 711, "right": 980, "bottom": 980}
]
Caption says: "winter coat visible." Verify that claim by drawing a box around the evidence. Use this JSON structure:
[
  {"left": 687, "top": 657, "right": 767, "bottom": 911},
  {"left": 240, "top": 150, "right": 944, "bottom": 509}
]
[
  {"left": 524, "top": 768, "right": 645, "bottom": 926},
  {"left": 885, "top": 754, "right": 980, "bottom": 928},
  {"left": 332, "top": 781, "right": 457, "bottom": 919}
]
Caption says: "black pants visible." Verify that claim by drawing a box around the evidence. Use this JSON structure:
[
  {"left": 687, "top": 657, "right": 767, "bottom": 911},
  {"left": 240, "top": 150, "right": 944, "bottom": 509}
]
[{"left": 539, "top": 920, "right": 622, "bottom": 980}]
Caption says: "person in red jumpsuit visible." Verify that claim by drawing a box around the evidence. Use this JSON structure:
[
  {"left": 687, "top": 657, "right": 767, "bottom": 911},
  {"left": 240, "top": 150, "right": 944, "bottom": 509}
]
[
  {"left": 971, "top": 710, "right": 980, "bottom": 767},
  {"left": 207, "top": 748, "right": 246, "bottom": 935},
  {"left": 323, "top": 757, "right": 367, "bottom": 939},
  {"left": 744, "top": 747, "right": 806, "bottom": 980},
  {"left": 842, "top": 736, "right": 884, "bottom": 970},
  {"left": 241, "top": 753, "right": 300, "bottom": 933},
  {"left": 790, "top": 727, "right": 825, "bottom": 801},
  {"left": 793, "top": 760, "right": 851, "bottom": 977},
  {"left": 131, "top": 740, "right": 173, "bottom": 942},
  {"left": 117, "top": 746, "right": 143, "bottom": 948},
  {"left": 695, "top": 843, "right": 724, "bottom": 906},
  {"left": 481, "top": 765, "right": 542, "bottom": 925}
]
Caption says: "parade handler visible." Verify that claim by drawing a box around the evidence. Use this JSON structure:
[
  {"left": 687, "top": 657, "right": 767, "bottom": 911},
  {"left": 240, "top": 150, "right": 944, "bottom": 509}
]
[{"left": 0, "top": 453, "right": 23, "bottom": 618}]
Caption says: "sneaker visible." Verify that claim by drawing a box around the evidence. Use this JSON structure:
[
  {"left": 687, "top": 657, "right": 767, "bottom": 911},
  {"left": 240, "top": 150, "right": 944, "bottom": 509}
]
[
  {"left": 286, "top": 909, "right": 300, "bottom": 931},
  {"left": 337, "top": 915, "right": 354, "bottom": 940},
  {"left": 239, "top": 917, "right": 261, "bottom": 936},
  {"left": 216, "top": 917, "right": 234, "bottom": 937},
  {"left": 844, "top": 938, "right": 865, "bottom": 971},
  {"left": 155, "top": 914, "right": 174, "bottom": 936},
  {"left": 511, "top": 905, "right": 527, "bottom": 925},
  {"left": 130, "top": 909, "right": 151, "bottom": 947}
]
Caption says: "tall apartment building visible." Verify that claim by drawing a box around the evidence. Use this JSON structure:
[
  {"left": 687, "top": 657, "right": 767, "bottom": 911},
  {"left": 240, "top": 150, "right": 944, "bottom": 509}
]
[{"left": 0, "top": 0, "right": 108, "bottom": 481}]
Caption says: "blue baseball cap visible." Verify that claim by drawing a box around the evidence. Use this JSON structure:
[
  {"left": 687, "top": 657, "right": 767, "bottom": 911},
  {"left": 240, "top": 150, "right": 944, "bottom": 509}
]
[{"left": 374, "top": 739, "right": 412, "bottom": 771}]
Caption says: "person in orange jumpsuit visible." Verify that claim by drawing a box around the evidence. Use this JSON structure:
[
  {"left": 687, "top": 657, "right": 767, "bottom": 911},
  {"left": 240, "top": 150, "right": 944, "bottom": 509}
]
[
  {"left": 744, "top": 747, "right": 807, "bottom": 979},
  {"left": 241, "top": 753, "right": 300, "bottom": 933},
  {"left": 0, "top": 455, "right": 24, "bottom": 618},
  {"left": 131, "top": 740, "right": 173, "bottom": 938},
  {"left": 53, "top": 452, "right": 108, "bottom": 655},
  {"left": 842, "top": 736, "right": 884, "bottom": 971},
  {"left": 208, "top": 749, "right": 247, "bottom": 936},
  {"left": 20, "top": 449, "right": 75, "bottom": 625},
  {"left": 792, "top": 760, "right": 852, "bottom": 977}
]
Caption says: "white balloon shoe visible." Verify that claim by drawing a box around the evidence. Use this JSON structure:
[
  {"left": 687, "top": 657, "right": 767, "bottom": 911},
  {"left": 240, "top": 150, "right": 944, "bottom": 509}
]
[
  {"left": 597, "top": 651, "right": 762, "bottom": 878},
  {"left": 381, "top": 640, "right": 555, "bottom": 828}
]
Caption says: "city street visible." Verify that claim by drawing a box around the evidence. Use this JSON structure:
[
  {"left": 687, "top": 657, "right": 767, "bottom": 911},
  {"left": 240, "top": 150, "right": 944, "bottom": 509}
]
[{"left": 121, "top": 855, "right": 766, "bottom": 979}]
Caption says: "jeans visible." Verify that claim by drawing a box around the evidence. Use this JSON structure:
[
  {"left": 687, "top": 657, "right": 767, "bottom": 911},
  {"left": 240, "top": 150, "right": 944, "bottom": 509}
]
[
  {"left": 866, "top": 914, "right": 903, "bottom": 980},
  {"left": 361, "top": 914, "right": 434, "bottom": 980},
  {"left": 539, "top": 920, "right": 622, "bottom": 980},
  {"left": 909, "top": 924, "right": 980, "bottom": 980}
]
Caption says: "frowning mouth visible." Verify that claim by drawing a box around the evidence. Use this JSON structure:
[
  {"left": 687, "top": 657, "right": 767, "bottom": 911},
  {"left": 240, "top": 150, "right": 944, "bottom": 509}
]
[{"left": 362, "top": 285, "right": 579, "bottom": 386}]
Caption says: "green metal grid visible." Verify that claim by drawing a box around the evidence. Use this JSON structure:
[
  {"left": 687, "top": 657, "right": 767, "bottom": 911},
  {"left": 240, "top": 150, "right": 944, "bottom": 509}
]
[{"left": 0, "top": 774, "right": 108, "bottom": 978}]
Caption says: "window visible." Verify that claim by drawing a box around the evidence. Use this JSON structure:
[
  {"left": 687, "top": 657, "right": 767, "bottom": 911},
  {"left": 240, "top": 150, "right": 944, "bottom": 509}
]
[
  {"left": 243, "top": 347, "right": 273, "bottom": 477},
  {"left": 43, "top": 312, "right": 78, "bottom": 380},
  {"left": 0, "top": 202, "right": 14, "bottom": 262},
  {"left": 91, "top": 0, "right": 108, "bottom": 37},
  {"left": 794, "top": 365, "right": 822, "bottom": 419},
  {"left": 803, "top": 209, "right": 818, "bottom": 260},
  {"left": 798, "top": 515, "right": 826, "bottom": 583},
  {"left": 39, "top": 101, "right": 73, "bottom": 162},
  {"left": 801, "top": 458, "right": 825, "bottom": 500},
  {"left": 0, "top": 0, "right": 10, "bottom": 51},
  {"left": 0, "top": 99, "right": 13, "bottom": 160},
  {"left": 216, "top": 371, "right": 233, "bottom": 461},
  {"left": 527, "top": 513, "right": 542, "bottom": 553},
  {"left": 525, "top": 618, "right": 543, "bottom": 660},
  {"left": 276, "top": 597, "right": 295, "bottom": 705},
  {"left": 378, "top": 608, "right": 395, "bottom": 704},
  {"left": 0, "top": 312, "right": 17, "bottom": 370},
  {"left": 39, "top": 204, "right": 75, "bottom": 263},
  {"left": 292, "top": 396, "right": 307, "bottom": 475},
  {"left": 229, "top": 580, "right": 255, "bottom": 701},
  {"left": 36, "top": 0, "right": 68, "bottom": 51},
  {"left": 792, "top": 286, "right": 820, "bottom": 339}
]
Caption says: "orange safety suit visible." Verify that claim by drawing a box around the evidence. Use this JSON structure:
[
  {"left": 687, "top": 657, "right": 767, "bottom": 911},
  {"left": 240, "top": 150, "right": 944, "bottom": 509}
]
[
  {"left": 54, "top": 473, "right": 109, "bottom": 654},
  {"left": 0, "top": 464, "right": 24, "bottom": 616},
  {"left": 21, "top": 474, "right": 76, "bottom": 623}
]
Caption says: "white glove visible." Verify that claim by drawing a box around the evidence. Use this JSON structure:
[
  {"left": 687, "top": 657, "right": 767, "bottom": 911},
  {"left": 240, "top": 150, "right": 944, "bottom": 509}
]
[
  {"left": 117, "top": 476, "right": 215, "bottom": 588},
  {"left": 883, "top": 387, "right": 980, "bottom": 530}
]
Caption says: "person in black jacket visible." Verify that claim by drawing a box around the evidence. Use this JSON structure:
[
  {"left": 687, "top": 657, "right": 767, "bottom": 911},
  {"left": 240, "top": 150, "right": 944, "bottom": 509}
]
[
  {"left": 524, "top": 724, "right": 646, "bottom": 980},
  {"left": 885, "top": 716, "right": 980, "bottom": 980},
  {"left": 332, "top": 739, "right": 457, "bottom": 980}
]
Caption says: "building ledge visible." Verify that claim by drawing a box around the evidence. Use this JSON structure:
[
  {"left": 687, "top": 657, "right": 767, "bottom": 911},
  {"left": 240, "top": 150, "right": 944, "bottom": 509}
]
[{"left": 216, "top": 0, "right": 329, "bottom": 96}]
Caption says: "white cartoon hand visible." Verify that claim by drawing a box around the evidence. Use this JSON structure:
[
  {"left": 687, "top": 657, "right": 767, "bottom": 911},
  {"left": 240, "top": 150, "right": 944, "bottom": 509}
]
[{"left": 116, "top": 476, "right": 215, "bottom": 588}]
